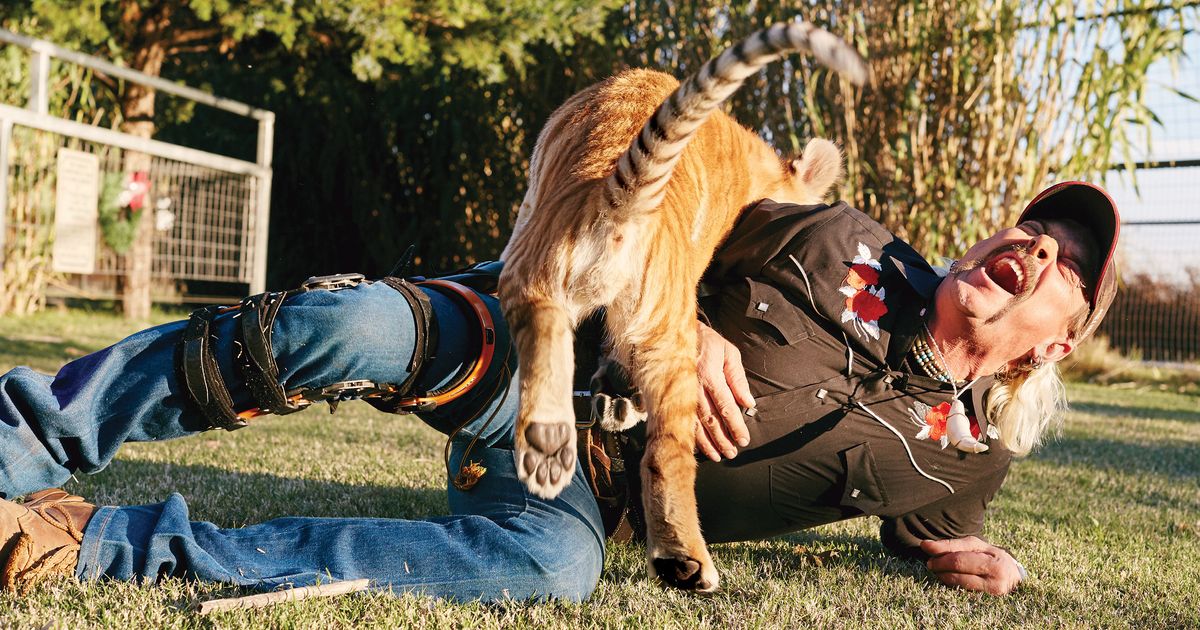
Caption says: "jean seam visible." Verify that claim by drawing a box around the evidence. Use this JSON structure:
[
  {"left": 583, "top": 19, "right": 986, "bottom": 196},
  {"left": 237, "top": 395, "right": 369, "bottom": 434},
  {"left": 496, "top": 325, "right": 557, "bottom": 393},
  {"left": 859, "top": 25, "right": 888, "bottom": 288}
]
[
  {"left": 78, "top": 505, "right": 116, "bottom": 580},
  {"left": 372, "top": 541, "right": 602, "bottom": 596}
]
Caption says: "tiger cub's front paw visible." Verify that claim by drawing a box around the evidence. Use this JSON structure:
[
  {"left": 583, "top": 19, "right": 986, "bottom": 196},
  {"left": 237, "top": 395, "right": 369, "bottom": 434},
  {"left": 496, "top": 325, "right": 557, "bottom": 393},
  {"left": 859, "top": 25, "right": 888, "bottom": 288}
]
[{"left": 515, "top": 421, "right": 577, "bottom": 499}]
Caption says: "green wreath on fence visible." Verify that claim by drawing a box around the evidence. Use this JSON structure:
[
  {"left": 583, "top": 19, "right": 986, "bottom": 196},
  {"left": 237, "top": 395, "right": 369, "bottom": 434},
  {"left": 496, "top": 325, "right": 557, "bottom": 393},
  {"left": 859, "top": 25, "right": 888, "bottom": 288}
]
[{"left": 97, "top": 171, "right": 148, "bottom": 254}]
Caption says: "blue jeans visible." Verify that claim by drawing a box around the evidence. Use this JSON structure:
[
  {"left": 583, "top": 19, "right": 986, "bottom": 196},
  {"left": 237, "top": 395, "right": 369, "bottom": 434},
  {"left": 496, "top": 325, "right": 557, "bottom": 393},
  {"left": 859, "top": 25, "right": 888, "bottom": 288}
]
[{"left": 0, "top": 281, "right": 605, "bottom": 601}]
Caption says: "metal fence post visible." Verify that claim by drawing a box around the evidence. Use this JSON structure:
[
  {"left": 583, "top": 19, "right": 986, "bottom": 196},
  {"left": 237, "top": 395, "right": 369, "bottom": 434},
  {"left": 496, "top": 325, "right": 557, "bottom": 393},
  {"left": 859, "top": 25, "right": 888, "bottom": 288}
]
[
  {"left": 251, "top": 112, "right": 275, "bottom": 293},
  {"left": 29, "top": 47, "right": 50, "bottom": 114}
]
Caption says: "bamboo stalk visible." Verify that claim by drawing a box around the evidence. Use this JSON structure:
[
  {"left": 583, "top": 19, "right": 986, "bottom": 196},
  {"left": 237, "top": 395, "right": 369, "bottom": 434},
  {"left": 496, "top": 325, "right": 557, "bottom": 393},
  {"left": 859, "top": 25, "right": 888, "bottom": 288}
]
[{"left": 193, "top": 579, "right": 372, "bottom": 615}]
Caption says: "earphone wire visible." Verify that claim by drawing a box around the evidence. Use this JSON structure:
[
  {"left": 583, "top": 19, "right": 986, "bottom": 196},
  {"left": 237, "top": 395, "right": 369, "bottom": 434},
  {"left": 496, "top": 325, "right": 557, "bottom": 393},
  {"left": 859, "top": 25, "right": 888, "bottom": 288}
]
[{"left": 922, "top": 321, "right": 980, "bottom": 400}]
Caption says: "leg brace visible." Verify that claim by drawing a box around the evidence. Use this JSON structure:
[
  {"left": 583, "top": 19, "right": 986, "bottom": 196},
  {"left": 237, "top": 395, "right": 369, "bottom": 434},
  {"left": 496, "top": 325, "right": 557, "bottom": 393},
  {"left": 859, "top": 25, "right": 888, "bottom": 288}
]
[
  {"left": 365, "top": 279, "right": 497, "bottom": 415},
  {"left": 175, "top": 273, "right": 493, "bottom": 431}
]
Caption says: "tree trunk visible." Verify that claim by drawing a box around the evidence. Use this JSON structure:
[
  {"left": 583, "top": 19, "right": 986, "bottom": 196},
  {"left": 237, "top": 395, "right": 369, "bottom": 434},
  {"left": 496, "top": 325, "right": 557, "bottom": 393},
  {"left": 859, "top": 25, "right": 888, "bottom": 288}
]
[{"left": 118, "top": 88, "right": 157, "bottom": 320}]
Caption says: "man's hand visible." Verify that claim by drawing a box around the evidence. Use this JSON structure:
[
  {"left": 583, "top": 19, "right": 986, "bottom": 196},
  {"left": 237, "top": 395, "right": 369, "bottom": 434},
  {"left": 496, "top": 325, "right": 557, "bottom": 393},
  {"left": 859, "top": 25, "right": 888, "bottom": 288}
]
[
  {"left": 921, "top": 536, "right": 1024, "bottom": 595},
  {"left": 695, "top": 323, "right": 755, "bottom": 461}
]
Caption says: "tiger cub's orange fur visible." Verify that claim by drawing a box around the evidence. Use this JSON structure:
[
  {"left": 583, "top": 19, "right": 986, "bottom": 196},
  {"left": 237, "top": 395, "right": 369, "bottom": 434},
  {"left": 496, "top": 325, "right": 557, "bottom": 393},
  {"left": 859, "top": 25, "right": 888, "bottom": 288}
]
[{"left": 498, "top": 21, "right": 866, "bottom": 592}]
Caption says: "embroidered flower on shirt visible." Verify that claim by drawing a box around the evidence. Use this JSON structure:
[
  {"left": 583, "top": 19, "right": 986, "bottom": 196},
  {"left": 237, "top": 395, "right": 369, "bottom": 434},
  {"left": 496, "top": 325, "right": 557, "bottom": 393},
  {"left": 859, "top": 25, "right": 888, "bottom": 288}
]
[
  {"left": 845, "top": 263, "right": 879, "bottom": 289},
  {"left": 839, "top": 243, "right": 888, "bottom": 340},
  {"left": 910, "top": 400, "right": 988, "bottom": 450},
  {"left": 911, "top": 400, "right": 952, "bottom": 448},
  {"left": 846, "top": 288, "right": 887, "bottom": 323}
]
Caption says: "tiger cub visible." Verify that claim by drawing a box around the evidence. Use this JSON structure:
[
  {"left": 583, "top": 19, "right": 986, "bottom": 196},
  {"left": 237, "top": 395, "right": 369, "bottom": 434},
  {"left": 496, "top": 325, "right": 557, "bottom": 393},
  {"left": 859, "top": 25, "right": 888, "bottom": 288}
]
[{"left": 498, "top": 20, "right": 867, "bottom": 592}]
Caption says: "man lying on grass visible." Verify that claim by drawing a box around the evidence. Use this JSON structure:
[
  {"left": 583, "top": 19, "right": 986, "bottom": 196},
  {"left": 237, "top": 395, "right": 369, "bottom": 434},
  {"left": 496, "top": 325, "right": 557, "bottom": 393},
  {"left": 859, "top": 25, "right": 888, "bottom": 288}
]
[{"left": 0, "top": 181, "right": 1118, "bottom": 600}]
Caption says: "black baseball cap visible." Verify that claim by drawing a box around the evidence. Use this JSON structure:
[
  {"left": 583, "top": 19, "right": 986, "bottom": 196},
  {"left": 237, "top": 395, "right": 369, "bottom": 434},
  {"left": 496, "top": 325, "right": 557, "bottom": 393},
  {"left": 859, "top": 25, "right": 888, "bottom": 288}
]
[{"left": 1017, "top": 181, "right": 1121, "bottom": 342}]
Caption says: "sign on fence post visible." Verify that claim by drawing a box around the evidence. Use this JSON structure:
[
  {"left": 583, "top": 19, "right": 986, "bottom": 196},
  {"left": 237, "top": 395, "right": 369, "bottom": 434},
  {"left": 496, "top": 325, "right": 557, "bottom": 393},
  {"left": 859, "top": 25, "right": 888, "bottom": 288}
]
[{"left": 51, "top": 148, "right": 99, "bottom": 275}]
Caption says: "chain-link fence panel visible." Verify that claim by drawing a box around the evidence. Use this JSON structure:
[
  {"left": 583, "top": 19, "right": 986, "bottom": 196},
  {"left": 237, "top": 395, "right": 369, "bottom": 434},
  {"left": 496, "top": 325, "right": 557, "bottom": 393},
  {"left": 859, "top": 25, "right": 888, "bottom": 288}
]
[
  {"left": 1, "top": 121, "right": 262, "bottom": 310},
  {"left": 1099, "top": 26, "right": 1200, "bottom": 365}
]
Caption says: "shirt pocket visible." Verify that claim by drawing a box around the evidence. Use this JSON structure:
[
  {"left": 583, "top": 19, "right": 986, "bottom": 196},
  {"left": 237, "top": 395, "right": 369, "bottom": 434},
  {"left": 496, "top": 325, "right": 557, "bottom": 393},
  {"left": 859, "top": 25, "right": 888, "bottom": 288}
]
[
  {"left": 742, "top": 278, "right": 814, "bottom": 345},
  {"left": 838, "top": 441, "right": 890, "bottom": 514}
]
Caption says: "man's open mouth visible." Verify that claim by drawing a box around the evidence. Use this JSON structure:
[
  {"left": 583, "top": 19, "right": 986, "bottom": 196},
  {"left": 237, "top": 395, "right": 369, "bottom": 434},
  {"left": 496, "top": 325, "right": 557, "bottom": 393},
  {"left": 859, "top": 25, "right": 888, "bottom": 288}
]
[{"left": 984, "top": 254, "right": 1027, "bottom": 295}]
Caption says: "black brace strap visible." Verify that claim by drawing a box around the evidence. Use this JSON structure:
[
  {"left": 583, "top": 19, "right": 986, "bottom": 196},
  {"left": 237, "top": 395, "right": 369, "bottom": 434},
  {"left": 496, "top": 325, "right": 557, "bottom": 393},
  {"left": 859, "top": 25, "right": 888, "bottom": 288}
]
[
  {"left": 236, "top": 290, "right": 304, "bottom": 415},
  {"left": 435, "top": 260, "right": 503, "bottom": 295},
  {"left": 366, "top": 279, "right": 495, "bottom": 415},
  {"left": 380, "top": 276, "right": 438, "bottom": 384},
  {"left": 179, "top": 305, "right": 247, "bottom": 431},
  {"left": 178, "top": 273, "right": 442, "bottom": 430}
]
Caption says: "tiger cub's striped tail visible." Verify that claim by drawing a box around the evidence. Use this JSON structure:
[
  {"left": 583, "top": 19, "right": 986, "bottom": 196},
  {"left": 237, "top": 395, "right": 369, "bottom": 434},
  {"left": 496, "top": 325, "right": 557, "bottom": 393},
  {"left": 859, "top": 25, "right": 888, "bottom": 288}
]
[{"left": 602, "top": 20, "right": 868, "bottom": 218}]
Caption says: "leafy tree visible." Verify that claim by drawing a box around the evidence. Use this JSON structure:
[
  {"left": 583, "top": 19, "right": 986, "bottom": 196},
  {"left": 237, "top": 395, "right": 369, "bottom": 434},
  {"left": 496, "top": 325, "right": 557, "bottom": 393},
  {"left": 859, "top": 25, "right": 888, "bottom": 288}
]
[
  {"left": 3, "top": 0, "right": 618, "bottom": 312},
  {"left": 239, "top": 0, "right": 1196, "bottom": 279}
]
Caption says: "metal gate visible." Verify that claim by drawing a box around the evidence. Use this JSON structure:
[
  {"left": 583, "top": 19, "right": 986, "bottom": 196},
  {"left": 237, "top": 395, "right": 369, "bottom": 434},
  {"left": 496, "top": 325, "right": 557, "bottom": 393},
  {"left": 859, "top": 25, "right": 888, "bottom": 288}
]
[{"left": 0, "top": 29, "right": 273, "bottom": 310}]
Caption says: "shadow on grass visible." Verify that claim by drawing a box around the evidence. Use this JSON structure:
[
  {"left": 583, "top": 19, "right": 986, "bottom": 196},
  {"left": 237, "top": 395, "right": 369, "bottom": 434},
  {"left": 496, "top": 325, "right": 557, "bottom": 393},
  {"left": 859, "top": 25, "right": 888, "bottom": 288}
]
[
  {"left": 0, "top": 338, "right": 90, "bottom": 365},
  {"left": 1071, "top": 400, "right": 1200, "bottom": 424},
  {"left": 702, "top": 529, "right": 931, "bottom": 588},
  {"left": 1035, "top": 433, "right": 1200, "bottom": 488},
  {"left": 70, "top": 459, "right": 451, "bottom": 528}
]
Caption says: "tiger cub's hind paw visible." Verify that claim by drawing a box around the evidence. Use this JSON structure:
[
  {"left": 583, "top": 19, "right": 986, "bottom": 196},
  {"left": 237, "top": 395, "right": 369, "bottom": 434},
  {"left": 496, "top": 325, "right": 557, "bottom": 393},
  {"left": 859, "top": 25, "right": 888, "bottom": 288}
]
[
  {"left": 516, "top": 421, "right": 577, "bottom": 499},
  {"left": 650, "top": 555, "right": 720, "bottom": 594}
]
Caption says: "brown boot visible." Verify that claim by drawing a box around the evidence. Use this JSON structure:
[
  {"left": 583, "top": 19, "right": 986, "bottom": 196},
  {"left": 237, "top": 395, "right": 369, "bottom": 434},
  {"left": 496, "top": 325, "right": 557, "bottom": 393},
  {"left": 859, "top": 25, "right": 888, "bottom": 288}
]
[{"left": 0, "top": 489, "right": 96, "bottom": 594}]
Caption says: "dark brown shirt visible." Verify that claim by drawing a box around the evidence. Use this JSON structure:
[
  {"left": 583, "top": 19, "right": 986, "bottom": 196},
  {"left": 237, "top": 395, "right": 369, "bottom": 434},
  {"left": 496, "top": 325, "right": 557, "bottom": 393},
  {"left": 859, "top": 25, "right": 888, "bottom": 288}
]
[{"left": 687, "top": 200, "right": 1010, "bottom": 559}]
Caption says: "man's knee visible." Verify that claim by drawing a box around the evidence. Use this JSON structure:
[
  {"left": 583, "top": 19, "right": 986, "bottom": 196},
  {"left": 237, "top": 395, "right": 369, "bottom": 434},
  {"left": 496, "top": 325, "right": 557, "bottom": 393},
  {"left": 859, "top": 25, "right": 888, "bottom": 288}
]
[
  {"left": 531, "top": 533, "right": 604, "bottom": 602},
  {"left": 173, "top": 276, "right": 423, "bottom": 432},
  {"left": 271, "top": 281, "right": 419, "bottom": 389}
]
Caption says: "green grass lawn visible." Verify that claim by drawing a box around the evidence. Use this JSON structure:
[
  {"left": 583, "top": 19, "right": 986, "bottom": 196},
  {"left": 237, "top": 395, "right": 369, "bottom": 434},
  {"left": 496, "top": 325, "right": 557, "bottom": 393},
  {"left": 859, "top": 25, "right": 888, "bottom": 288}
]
[{"left": 0, "top": 309, "right": 1197, "bottom": 628}]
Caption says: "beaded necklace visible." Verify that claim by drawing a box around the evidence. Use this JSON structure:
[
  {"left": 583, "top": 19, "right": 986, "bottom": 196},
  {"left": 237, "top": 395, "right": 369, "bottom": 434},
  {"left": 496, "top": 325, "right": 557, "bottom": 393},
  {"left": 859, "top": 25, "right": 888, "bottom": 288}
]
[
  {"left": 917, "top": 321, "right": 982, "bottom": 399},
  {"left": 911, "top": 327, "right": 956, "bottom": 384}
]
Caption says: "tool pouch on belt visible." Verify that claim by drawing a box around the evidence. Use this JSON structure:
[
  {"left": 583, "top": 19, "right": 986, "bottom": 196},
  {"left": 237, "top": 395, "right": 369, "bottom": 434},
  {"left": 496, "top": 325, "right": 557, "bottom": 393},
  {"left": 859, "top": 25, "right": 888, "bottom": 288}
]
[{"left": 571, "top": 312, "right": 645, "bottom": 543}]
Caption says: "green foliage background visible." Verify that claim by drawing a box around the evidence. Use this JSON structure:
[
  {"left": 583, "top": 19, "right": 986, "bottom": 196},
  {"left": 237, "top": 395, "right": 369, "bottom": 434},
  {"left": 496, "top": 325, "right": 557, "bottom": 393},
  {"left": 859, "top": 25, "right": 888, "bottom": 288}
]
[{"left": 2, "top": 0, "right": 1197, "bottom": 288}]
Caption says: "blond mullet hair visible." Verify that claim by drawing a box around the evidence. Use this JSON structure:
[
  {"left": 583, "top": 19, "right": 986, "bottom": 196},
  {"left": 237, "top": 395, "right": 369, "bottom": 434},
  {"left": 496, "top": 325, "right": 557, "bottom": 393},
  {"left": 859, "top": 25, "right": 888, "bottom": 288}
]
[{"left": 985, "top": 363, "right": 1068, "bottom": 456}]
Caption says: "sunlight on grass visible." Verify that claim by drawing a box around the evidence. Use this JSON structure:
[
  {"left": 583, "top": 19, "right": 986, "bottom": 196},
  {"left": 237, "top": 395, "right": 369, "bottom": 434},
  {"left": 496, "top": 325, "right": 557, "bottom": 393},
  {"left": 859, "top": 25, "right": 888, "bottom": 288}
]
[{"left": 0, "top": 311, "right": 1196, "bottom": 627}]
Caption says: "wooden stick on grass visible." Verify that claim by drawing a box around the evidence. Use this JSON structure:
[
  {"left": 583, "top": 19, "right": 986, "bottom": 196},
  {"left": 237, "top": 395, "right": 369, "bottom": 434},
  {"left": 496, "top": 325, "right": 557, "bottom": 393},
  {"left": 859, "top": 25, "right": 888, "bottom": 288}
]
[{"left": 193, "top": 579, "right": 372, "bottom": 614}]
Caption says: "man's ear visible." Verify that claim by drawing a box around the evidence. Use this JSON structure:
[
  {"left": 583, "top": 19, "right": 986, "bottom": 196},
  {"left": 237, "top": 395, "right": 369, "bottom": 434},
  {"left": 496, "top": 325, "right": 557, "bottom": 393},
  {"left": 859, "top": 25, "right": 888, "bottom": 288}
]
[{"left": 1041, "top": 339, "right": 1075, "bottom": 363}]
